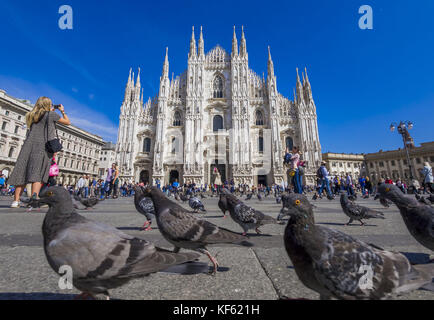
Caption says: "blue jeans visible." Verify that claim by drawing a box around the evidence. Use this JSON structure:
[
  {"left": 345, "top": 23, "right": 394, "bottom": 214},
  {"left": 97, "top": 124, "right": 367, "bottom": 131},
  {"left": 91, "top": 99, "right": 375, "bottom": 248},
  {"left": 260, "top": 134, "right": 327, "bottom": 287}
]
[
  {"left": 318, "top": 178, "right": 332, "bottom": 196},
  {"left": 292, "top": 168, "right": 303, "bottom": 194}
]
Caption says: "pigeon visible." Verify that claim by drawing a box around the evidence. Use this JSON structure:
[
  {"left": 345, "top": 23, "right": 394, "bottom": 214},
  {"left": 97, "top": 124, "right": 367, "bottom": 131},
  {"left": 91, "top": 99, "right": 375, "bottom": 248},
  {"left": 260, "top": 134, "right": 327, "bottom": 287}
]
[
  {"left": 374, "top": 193, "right": 392, "bottom": 208},
  {"left": 415, "top": 194, "right": 432, "bottom": 206},
  {"left": 200, "top": 192, "right": 207, "bottom": 199},
  {"left": 36, "top": 186, "right": 205, "bottom": 300},
  {"left": 348, "top": 194, "right": 357, "bottom": 201},
  {"left": 174, "top": 193, "right": 181, "bottom": 201},
  {"left": 312, "top": 193, "right": 318, "bottom": 201},
  {"left": 218, "top": 192, "right": 228, "bottom": 219},
  {"left": 132, "top": 185, "right": 154, "bottom": 231},
  {"left": 377, "top": 184, "right": 434, "bottom": 252},
  {"left": 73, "top": 194, "right": 102, "bottom": 210},
  {"left": 188, "top": 197, "right": 206, "bottom": 213},
  {"left": 179, "top": 193, "right": 189, "bottom": 202},
  {"left": 340, "top": 193, "right": 385, "bottom": 226},
  {"left": 144, "top": 187, "right": 252, "bottom": 273},
  {"left": 283, "top": 192, "right": 434, "bottom": 300},
  {"left": 245, "top": 193, "right": 253, "bottom": 201},
  {"left": 276, "top": 196, "right": 282, "bottom": 204},
  {"left": 221, "top": 192, "right": 278, "bottom": 235}
]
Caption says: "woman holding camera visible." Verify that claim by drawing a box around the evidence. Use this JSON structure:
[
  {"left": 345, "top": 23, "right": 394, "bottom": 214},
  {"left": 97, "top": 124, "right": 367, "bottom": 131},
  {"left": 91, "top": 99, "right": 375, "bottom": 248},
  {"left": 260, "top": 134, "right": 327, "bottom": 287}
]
[{"left": 8, "top": 97, "right": 70, "bottom": 208}]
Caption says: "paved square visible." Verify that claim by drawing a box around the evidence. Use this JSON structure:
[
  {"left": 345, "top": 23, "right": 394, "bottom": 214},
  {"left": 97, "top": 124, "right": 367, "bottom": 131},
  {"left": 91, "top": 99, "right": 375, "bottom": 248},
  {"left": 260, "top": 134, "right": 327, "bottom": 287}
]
[{"left": 0, "top": 193, "right": 432, "bottom": 300}]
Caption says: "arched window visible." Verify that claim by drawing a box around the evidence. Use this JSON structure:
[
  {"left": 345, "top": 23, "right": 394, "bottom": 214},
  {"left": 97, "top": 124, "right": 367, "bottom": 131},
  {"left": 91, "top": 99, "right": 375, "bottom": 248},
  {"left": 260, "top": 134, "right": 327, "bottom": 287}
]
[
  {"left": 258, "top": 135, "right": 264, "bottom": 153},
  {"left": 255, "top": 110, "right": 264, "bottom": 126},
  {"left": 285, "top": 136, "right": 293, "bottom": 150},
  {"left": 143, "top": 137, "right": 151, "bottom": 153},
  {"left": 8, "top": 147, "right": 14, "bottom": 158},
  {"left": 173, "top": 111, "right": 182, "bottom": 126},
  {"left": 213, "top": 75, "right": 224, "bottom": 98},
  {"left": 213, "top": 115, "right": 224, "bottom": 132}
]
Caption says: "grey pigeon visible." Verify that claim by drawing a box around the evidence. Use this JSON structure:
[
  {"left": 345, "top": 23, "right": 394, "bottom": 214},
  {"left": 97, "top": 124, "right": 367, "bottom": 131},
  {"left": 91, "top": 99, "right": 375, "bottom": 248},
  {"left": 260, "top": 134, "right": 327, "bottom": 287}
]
[
  {"left": 283, "top": 193, "right": 434, "bottom": 300},
  {"left": 73, "top": 194, "right": 102, "bottom": 210},
  {"left": 378, "top": 184, "right": 434, "bottom": 251},
  {"left": 218, "top": 192, "right": 229, "bottom": 219},
  {"left": 200, "top": 193, "right": 207, "bottom": 199},
  {"left": 374, "top": 193, "right": 392, "bottom": 208},
  {"left": 179, "top": 193, "right": 189, "bottom": 202},
  {"left": 245, "top": 193, "right": 253, "bottom": 201},
  {"left": 188, "top": 197, "right": 206, "bottom": 213},
  {"left": 37, "top": 186, "right": 204, "bottom": 299},
  {"left": 340, "top": 193, "right": 385, "bottom": 226},
  {"left": 222, "top": 192, "right": 278, "bottom": 235},
  {"left": 132, "top": 185, "right": 154, "bottom": 231},
  {"left": 415, "top": 194, "right": 432, "bottom": 206},
  {"left": 144, "top": 187, "right": 252, "bottom": 274}
]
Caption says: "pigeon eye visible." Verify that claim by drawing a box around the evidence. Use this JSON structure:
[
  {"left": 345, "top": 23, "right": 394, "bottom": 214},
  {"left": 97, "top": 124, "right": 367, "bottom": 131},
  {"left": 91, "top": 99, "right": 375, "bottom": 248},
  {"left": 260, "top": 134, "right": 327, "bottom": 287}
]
[{"left": 295, "top": 200, "right": 301, "bottom": 205}]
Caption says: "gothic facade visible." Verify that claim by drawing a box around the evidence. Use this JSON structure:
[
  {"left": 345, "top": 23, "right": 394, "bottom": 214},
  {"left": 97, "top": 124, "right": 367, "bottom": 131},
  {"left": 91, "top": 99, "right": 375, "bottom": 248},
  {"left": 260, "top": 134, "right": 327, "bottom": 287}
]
[{"left": 116, "top": 27, "right": 322, "bottom": 186}]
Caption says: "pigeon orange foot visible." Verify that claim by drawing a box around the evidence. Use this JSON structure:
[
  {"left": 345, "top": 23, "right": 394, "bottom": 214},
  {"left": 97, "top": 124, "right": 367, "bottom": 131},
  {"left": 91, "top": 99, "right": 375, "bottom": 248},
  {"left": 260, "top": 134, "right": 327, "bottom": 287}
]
[
  {"left": 74, "top": 292, "right": 95, "bottom": 300},
  {"left": 141, "top": 221, "right": 152, "bottom": 231}
]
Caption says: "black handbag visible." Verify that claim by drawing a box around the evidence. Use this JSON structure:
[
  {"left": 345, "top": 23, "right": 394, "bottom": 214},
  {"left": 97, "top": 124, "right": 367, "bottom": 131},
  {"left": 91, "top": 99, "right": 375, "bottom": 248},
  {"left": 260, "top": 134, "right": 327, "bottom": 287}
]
[{"left": 44, "top": 112, "right": 63, "bottom": 153}]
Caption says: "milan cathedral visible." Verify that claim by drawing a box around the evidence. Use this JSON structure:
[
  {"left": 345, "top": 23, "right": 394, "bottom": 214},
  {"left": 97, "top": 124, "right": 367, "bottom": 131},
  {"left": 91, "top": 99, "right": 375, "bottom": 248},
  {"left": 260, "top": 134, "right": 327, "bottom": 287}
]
[{"left": 116, "top": 26, "right": 322, "bottom": 186}]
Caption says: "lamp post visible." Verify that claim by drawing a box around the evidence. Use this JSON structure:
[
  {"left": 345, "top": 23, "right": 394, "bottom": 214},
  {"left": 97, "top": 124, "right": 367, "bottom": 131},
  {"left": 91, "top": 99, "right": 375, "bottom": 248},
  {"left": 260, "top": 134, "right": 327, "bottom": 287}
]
[{"left": 390, "top": 121, "right": 414, "bottom": 181}]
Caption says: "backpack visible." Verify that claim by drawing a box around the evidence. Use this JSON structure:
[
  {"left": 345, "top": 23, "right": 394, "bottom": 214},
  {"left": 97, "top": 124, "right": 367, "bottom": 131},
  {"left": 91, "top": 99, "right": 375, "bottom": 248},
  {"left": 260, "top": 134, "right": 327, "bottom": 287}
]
[
  {"left": 316, "top": 167, "right": 324, "bottom": 179},
  {"left": 283, "top": 153, "right": 292, "bottom": 164}
]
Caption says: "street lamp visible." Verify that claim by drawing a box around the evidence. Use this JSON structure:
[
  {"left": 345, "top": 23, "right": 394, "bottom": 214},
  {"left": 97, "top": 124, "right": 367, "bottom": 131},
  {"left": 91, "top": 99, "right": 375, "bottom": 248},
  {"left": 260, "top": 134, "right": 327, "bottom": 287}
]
[{"left": 390, "top": 121, "right": 415, "bottom": 181}]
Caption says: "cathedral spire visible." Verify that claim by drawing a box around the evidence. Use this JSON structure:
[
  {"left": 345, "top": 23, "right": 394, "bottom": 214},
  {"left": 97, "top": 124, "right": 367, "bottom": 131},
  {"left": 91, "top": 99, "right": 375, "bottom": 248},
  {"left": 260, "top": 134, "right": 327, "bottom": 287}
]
[
  {"left": 232, "top": 25, "right": 238, "bottom": 57},
  {"left": 162, "top": 47, "right": 169, "bottom": 77},
  {"left": 267, "top": 46, "right": 274, "bottom": 78},
  {"left": 127, "top": 68, "right": 132, "bottom": 87},
  {"left": 198, "top": 26, "right": 204, "bottom": 56},
  {"left": 189, "top": 26, "right": 196, "bottom": 58},
  {"left": 240, "top": 25, "right": 247, "bottom": 57},
  {"left": 135, "top": 67, "right": 141, "bottom": 88},
  {"left": 296, "top": 67, "right": 303, "bottom": 102}
]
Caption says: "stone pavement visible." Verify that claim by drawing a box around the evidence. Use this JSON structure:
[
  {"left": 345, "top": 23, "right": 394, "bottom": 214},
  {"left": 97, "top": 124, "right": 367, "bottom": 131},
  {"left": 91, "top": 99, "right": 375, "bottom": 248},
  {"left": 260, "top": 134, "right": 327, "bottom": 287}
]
[{"left": 0, "top": 193, "right": 433, "bottom": 300}]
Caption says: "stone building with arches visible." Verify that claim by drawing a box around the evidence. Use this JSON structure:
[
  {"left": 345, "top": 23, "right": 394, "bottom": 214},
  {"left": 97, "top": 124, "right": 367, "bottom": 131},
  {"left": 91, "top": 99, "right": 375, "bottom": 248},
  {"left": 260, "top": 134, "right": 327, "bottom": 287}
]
[{"left": 116, "top": 26, "right": 322, "bottom": 186}]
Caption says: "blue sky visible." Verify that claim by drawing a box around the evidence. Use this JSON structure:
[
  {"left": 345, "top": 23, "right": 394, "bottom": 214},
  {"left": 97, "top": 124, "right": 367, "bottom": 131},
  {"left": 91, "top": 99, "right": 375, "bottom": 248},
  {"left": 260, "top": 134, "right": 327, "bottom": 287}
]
[{"left": 0, "top": 0, "right": 433, "bottom": 153}]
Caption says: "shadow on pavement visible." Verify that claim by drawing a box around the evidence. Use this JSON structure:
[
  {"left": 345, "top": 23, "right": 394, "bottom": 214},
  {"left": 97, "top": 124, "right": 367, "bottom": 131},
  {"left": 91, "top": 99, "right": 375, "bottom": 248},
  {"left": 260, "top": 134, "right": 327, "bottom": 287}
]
[
  {"left": 0, "top": 292, "right": 76, "bottom": 300},
  {"left": 400, "top": 252, "right": 432, "bottom": 264}
]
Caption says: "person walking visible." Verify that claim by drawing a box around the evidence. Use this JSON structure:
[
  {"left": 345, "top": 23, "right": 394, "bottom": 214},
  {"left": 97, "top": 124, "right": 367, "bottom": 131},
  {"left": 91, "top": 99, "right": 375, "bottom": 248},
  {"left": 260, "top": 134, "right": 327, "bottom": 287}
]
[
  {"left": 346, "top": 173, "right": 355, "bottom": 196},
  {"left": 8, "top": 97, "right": 70, "bottom": 208},
  {"left": 287, "top": 146, "right": 303, "bottom": 194},
  {"left": 316, "top": 161, "right": 333, "bottom": 200},
  {"left": 105, "top": 165, "right": 114, "bottom": 198}
]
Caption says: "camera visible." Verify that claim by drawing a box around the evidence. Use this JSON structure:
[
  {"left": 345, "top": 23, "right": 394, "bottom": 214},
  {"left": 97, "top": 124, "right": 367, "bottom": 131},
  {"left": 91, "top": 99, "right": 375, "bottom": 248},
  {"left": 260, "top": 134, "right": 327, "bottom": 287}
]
[{"left": 53, "top": 104, "right": 61, "bottom": 109}]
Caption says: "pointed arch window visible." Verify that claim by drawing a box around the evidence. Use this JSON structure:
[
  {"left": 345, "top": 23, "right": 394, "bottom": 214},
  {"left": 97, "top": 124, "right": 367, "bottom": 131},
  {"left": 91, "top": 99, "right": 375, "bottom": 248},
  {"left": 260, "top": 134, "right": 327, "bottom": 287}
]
[
  {"left": 213, "top": 115, "right": 224, "bottom": 132},
  {"left": 143, "top": 137, "right": 151, "bottom": 153},
  {"left": 171, "top": 137, "right": 178, "bottom": 154},
  {"left": 285, "top": 136, "right": 293, "bottom": 151},
  {"left": 173, "top": 111, "right": 182, "bottom": 126},
  {"left": 258, "top": 135, "right": 264, "bottom": 153},
  {"left": 213, "top": 75, "right": 224, "bottom": 98},
  {"left": 255, "top": 109, "right": 264, "bottom": 126}
]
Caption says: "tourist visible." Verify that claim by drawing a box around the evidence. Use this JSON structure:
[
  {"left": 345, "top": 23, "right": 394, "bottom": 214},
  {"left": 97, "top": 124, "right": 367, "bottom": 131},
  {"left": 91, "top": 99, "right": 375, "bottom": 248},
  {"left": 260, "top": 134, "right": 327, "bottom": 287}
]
[
  {"left": 346, "top": 173, "right": 355, "bottom": 196},
  {"left": 316, "top": 161, "right": 333, "bottom": 199},
  {"left": 8, "top": 97, "right": 70, "bottom": 208},
  {"left": 105, "top": 165, "right": 114, "bottom": 198},
  {"left": 421, "top": 162, "right": 433, "bottom": 194},
  {"left": 288, "top": 146, "right": 303, "bottom": 194},
  {"left": 112, "top": 163, "right": 119, "bottom": 198}
]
